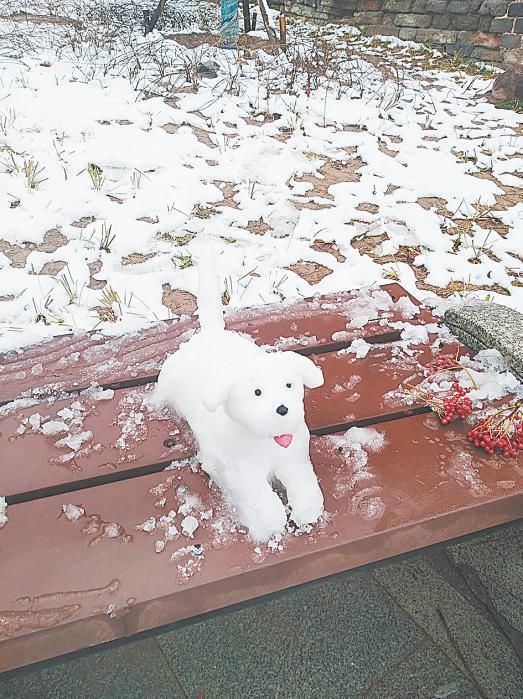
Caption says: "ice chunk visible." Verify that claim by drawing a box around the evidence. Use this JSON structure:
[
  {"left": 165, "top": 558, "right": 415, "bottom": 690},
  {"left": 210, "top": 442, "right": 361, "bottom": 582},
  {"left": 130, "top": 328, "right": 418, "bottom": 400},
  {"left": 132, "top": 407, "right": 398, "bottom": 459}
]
[
  {"left": 395, "top": 295, "right": 419, "bottom": 319},
  {"left": 61, "top": 504, "right": 85, "bottom": 521},
  {"left": 136, "top": 516, "right": 157, "bottom": 532},
  {"left": 56, "top": 430, "right": 93, "bottom": 451},
  {"left": 42, "top": 420, "right": 69, "bottom": 436},
  {"left": 181, "top": 515, "right": 199, "bottom": 538},
  {"left": 0, "top": 496, "right": 7, "bottom": 528},
  {"left": 28, "top": 413, "right": 42, "bottom": 430},
  {"left": 344, "top": 338, "right": 371, "bottom": 359}
]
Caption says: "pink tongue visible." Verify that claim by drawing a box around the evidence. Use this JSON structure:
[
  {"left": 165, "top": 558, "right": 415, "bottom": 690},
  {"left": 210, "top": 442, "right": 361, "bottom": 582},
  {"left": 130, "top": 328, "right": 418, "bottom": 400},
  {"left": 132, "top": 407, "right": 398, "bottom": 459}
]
[{"left": 274, "top": 434, "right": 293, "bottom": 448}]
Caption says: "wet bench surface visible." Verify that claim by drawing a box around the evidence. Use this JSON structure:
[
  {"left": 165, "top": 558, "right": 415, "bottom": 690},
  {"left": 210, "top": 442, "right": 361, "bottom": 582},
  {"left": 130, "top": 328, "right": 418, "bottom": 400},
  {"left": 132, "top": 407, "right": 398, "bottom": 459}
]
[{"left": 1, "top": 283, "right": 521, "bottom": 673}]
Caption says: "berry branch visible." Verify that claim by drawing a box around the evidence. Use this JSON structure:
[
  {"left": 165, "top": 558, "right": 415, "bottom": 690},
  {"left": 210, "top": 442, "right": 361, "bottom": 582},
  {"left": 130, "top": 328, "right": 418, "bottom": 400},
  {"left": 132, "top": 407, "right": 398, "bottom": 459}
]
[
  {"left": 467, "top": 403, "right": 523, "bottom": 458},
  {"left": 404, "top": 382, "right": 473, "bottom": 424},
  {"left": 403, "top": 352, "right": 522, "bottom": 459},
  {"left": 424, "top": 353, "right": 479, "bottom": 390}
]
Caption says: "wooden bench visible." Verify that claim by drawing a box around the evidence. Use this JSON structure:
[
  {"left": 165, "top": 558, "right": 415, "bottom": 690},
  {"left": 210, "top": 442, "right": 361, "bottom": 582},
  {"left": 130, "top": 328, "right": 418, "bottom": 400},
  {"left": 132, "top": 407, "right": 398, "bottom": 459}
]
[{"left": 1, "top": 283, "right": 521, "bottom": 674}]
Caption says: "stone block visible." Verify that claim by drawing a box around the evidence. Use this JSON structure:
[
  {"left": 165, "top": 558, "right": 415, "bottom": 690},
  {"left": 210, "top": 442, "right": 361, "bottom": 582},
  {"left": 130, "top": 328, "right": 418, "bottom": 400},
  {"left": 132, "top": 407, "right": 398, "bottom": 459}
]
[
  {"left": 492, "top": 63, "right": 523, "bottom": 98},
  {"left": 398, "top": 27, "right": 419, "bottom": 40},
  {"left": 501, "top": 32, "right": 523, "bottom": 46},
  {"left": 490, "top": 17, "right": 515, "bottom": 32},
  {"left": 508, "top": 2, "right": 523, "bottom": 16},
  {"left": 457, "top": 30, "right": 474, "bottom": 42},
  {"left": 353, "top": 11, "right": 384, "bottom": 23},
  {"left": 417, "top": 29, "right": 457, "bottom": 46},
  {"left": 425, "top": 0, "right": 439, "bottom": 9},
  {"left": 504, "top": 45, "right": 523, "bottom": 62},
  {"left": 472, "top": 30, "right": 503, "bottom": 46},
  {"left": 448, "top": 0, "right": 482, "bottom": 12},
  {"left": 479, "top": 0, "right": 510, "bottom": 14},
  {"left": 361, "top": 0, "right": 382, "bottom": 10},
  {"left": 446, "top": 42, "right": 475, "bottom": 56},
  {"left": 371, "top": 23, "right": 401, "bottom": 34},
  {"left": 382, "top": 0, "right": 412, "bottom": 11},
  {"left": 410, "top": 0, "right": 428, "bottom": 11},
  {"left": 429, "top": 0, "right": 450, "bottom": 11},
  {"left": 471, "top": 46, "right": 505, "bottom": 60},
  {"left": 381, "top": 12, "right": 397, "bottom": 24},
  {"left": 394, "top": 13, "right": 432, "bottom": 27},
  {"left": 433, "top": 15, "right": 452, "bottom": 29},
  {"left": 515, "top": 16, "right": 523, "bottom": 30},
  {"left": 453, "top": 15, "right": 481, "bottom": 29},
  {"left": 479, "top": 15, "right": 494, "bottom": 30}
]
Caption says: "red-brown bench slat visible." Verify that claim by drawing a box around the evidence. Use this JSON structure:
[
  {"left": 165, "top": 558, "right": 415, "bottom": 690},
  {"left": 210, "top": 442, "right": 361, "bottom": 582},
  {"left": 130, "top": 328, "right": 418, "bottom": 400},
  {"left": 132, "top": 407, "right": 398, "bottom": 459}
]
[
  {"left": 0, "top": 284, "right": 432, "bottom": 404},
  {"left": 1, "top": 414, "right": 521, "bottom": 673},
  {"left": 1, "top": 337, "right": 463, "bottom": 500}
]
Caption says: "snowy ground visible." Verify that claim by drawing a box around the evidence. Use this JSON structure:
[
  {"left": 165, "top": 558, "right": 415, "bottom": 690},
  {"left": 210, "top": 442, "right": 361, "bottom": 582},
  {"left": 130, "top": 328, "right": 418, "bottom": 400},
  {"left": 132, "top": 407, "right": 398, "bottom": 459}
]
[{"left": 0, "top": 0, "right": 522, "bottom": 353}]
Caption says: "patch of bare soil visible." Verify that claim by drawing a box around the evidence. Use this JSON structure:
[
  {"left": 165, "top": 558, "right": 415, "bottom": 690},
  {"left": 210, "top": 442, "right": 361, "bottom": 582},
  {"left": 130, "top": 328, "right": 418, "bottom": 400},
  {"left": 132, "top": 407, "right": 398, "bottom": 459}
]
[
  {"left": 416, "top": 197, "right": 452, "bottom": 217},
  {"left": 71, "top": 216, "right": 95, "bottom": 229},
  {"left": 137, "top": 216, "right": 159, "bottom": 224},
  {"left": 0, "top": 229, "right": 67, "bottom": 267},
  {"left": 162, "top": 285, "right": 197, "bottom": 315},
  {"left": 356, "top": 202, "right": 379, "bottom": 214},
  {"left": 245, "top": 219, "right": 272, "bottom": 235},
  {"left": 121, "top": 253, "right": 156, "bottom": 266},
  {"left": 351, "top": 232, "right": 512, "bottom": 297},
  {"left": 385, "top": 184, "right": 400, "bottom": 195},
  {"left": 87, "top": 261, "right": 106, "bottom": 290},
  {"left": 378, "top": 141, "right": 398, "bottom": 158},
  {"left": 161, "top": 122, "right": 217, "bottom": 149},
  {"left": 213, "top": 181, "right": 239, "bottom": 209},
  {"left": 472, "top": 171, "right": 523, "bottom": 211},
  {"left": 37, "top": 261, "right": 66, "bottom": 276},
  {"left": 293, "top": 201, "right": 333, "bottom": 211},
  {"left": 295, "top": 157, "right": 364, "bottom": 202},
  {"left": 287, "top": 261, "right": 333, "bottom": 285},
  {"left": 0, "top": 12, "right": 82, "bottom": 27}
]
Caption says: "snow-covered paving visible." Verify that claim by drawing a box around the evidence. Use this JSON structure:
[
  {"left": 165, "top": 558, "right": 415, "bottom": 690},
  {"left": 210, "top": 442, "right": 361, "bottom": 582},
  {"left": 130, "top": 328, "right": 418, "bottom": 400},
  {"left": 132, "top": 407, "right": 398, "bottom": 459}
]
[{"left": 0, "top": 0, "right": 522, "bottom": 353}]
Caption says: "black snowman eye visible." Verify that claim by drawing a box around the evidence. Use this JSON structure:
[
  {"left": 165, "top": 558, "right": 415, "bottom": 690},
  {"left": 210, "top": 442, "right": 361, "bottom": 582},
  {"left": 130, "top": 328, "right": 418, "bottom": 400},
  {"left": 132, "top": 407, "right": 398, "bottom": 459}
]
[
  {"left": 254, "top": 389, "right": 262, "bottom": 396},
  {"left": 286, "top": 382, "right": 292, "bottom": 388}
]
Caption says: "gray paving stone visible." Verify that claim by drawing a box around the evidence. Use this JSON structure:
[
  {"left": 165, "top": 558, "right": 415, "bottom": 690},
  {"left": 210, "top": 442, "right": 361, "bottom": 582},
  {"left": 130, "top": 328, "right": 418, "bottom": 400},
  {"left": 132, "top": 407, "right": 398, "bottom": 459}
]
[
  {"left": 156, "top": 573, "right": 472, "bottom": 699},
  {"left": 0, "top": 638, "right": 184, "bottom": 699},
  {"left": 446, "top": 521, "right": 523, "bottom": 633},
  {"left": 373, "top": 546, "right": 523, "bottom": 699},
  {"left": 362, "top": 641, "right": 477, "bottom": 698}
]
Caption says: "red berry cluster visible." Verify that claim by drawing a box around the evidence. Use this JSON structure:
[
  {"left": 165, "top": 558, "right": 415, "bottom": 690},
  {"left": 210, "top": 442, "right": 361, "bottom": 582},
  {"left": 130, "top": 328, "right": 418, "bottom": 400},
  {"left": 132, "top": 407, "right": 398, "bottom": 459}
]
[
  {"left": 467, "top": 404, "right": 523, "bottom": 458},
  {"left": 425, "top": 355, "right": 458, "bottom": 383},
  {"left": 440, "top": 382, "right": 473, "bottom": 424}
]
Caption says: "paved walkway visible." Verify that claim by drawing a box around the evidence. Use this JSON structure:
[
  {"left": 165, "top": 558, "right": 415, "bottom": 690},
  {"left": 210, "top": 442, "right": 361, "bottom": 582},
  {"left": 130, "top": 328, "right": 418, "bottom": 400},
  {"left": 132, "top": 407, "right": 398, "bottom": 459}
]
[{"left": 2, "top": 522, "right": 522, "bottom": 699}]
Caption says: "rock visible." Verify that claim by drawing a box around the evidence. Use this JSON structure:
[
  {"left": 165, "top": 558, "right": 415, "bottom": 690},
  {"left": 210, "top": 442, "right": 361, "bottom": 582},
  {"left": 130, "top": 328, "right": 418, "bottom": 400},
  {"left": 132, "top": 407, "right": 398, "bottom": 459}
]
[
  {"left": 444, "top": 303, "right": 523, "bottom": 382},
  {"left": 491, "top": 64, "right": 523, "bottom": 101},
  {"left": 196, "top": 61, "right": 219, "bottom": 78}
]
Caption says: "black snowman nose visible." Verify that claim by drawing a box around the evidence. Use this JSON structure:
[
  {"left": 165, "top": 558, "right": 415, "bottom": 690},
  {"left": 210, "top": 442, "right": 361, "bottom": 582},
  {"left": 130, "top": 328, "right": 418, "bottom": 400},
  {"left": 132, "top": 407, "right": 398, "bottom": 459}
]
[{"left": 276, "top": 404, "right": 288, "bottom": 416}]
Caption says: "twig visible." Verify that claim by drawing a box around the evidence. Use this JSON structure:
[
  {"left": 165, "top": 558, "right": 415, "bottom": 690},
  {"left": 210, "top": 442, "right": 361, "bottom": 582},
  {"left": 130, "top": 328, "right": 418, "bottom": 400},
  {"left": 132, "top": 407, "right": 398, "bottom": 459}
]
[{"left": 257, "top": 0, "right": 277, "bottom": 41}]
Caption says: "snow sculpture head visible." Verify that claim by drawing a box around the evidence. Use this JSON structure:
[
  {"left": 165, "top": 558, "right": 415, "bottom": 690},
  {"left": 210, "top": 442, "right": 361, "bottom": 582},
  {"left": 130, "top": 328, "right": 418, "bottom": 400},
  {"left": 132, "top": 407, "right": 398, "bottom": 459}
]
[{"left": 201, "top": 351, "right": 324, "bottom": 440}]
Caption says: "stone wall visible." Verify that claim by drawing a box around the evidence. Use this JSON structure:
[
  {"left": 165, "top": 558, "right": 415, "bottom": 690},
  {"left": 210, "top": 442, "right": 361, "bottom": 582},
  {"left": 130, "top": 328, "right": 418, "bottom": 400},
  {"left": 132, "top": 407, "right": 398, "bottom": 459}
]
[{"left": 280, "top": 1, "right": 523, "bottom": 64}]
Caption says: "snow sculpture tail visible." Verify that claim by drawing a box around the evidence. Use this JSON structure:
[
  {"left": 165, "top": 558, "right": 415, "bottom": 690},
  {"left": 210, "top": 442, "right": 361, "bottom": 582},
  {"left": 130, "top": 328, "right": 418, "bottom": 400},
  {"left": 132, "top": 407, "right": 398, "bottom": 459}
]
[{"left": 197, "top": 245, "right": 225, "bottom": 332}]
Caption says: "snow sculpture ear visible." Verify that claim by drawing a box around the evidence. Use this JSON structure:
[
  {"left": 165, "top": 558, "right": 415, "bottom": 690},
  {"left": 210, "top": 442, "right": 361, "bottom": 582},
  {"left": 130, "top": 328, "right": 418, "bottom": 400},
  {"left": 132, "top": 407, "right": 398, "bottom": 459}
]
[
  {"left": 284, "top": 352, "right": 324, "bottom": 389},
  {"left": 201, "top": 367, "right": 234, "bottom": 412}
]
